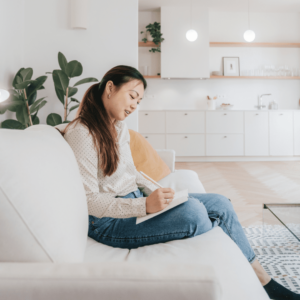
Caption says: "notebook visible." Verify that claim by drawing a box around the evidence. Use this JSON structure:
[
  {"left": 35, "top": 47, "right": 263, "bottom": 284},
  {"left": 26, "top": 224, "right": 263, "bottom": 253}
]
[{"left": 136, "top": 189, "right": 189, "bottom": 224}]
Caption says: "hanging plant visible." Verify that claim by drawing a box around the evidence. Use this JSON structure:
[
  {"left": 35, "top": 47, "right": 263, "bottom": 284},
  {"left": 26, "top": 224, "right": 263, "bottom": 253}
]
[
  {"left": 0, "top": 68, "right": 47, "bottom": 129},
  {"left": 46, "top": 52, "right": 98, "bottom": 126},
  {"left": 140, "top": 22, "right": 164, "bottom": 53}
]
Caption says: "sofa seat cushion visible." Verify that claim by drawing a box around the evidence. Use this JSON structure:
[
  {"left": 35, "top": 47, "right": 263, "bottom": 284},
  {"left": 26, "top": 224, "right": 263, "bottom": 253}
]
[
  {"left": 158, "top": 169, "right": 206, "bottom": 193},
  {"left": 83, "top": 237, "right": 129, "bottom": 262},
  {"left": 0, "top": 125, "right": 88, "bottom": 263},
  {"left": 126, "top": 227, "right": 269, "bottom": 300}
]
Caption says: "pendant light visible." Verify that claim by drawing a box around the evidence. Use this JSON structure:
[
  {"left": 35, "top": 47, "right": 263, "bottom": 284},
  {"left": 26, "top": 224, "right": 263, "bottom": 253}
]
[
  {"left": 186, "top": 0, "right": 198, "bottom": 42},
  {"left": 244, "top": 0, "right": 255, "bottom": 42}
]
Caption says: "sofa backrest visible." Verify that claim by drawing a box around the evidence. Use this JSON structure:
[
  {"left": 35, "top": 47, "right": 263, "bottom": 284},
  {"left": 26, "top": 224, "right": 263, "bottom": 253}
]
[{"left": 0, "top": 125, "right": 88, "bottom": 263}]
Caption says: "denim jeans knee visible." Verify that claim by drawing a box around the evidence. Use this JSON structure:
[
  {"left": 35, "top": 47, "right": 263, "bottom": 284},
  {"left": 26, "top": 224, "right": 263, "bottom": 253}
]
[{"left": 179, "top": 198, "right": 213, "bottom": 237}]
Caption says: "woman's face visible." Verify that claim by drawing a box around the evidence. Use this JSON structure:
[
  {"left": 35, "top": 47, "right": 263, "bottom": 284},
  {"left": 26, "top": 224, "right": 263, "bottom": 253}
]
[{"left": 103, "top": 79, "right": 144, "bottom": 124}]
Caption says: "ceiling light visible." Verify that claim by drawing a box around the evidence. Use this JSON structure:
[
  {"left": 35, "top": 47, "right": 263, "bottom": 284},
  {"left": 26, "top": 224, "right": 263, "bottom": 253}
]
[
  {"left": 186, "top": 0, "right": 198, "bottom": 42},
  {"left": 244, "top": 0, "right": 255, "bottom": 42}
]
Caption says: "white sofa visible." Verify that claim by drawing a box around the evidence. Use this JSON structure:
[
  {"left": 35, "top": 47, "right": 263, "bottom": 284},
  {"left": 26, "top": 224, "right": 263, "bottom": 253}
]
[{"left": 0, "top": 123, "right": 269, "bottom": 300}]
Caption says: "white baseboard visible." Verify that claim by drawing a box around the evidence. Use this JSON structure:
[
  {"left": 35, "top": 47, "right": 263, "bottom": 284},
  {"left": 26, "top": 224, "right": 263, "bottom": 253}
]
[{"left": 175, "top": 156, "right": 300, "bottom": 162}]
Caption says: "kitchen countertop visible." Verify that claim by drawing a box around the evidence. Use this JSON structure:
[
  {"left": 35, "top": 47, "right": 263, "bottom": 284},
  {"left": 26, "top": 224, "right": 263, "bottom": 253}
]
[{"left": 139, "top": 109, "right": 300, "bottom": 111}]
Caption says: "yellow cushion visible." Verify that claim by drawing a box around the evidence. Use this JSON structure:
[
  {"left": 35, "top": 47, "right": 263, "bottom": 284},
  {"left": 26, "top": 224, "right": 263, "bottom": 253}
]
[{"left": 129, "top": 129, "right": 171, "bottom": 182}]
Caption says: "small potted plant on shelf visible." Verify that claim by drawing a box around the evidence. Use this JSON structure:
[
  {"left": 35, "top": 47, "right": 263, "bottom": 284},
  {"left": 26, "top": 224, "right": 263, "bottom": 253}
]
[{"left": 140, "top": 22, "right": 164, "bottom": 53}]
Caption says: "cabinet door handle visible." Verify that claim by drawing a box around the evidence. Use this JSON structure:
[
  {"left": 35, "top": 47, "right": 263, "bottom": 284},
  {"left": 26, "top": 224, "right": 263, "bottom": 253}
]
[
  {"left": 184, "top": 136, "right": 188, "bottom": 138},
  {"left": 280, "top": 113, "right": 283, "bottom": 115},
  {"left": 224, "top": 113, "right": 227, "bottom": 115},
  {"left": 145, "top": 136, "right": 148, "bottom": 138},
  {"left": 145, "top": 113, "right": 148, "bottom": 115},
  {"left": 224, "top": 136, "right": 227, "bottom": 138},
  {"left": 184, "top": 113, "right": 188, "bottom": 115},
  {"left": 256, "top": 113, "right": 259, "bottom": 115}
]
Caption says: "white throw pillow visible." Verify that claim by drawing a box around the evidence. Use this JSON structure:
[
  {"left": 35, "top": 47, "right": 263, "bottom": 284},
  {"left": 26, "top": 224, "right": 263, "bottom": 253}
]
[{"left": 0, "top": 125, "right": 88, "bottom": 262}]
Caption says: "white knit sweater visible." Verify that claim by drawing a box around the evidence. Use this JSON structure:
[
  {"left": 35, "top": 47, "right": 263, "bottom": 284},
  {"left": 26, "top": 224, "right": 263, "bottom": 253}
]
[{"left": 63, "top": 120, "right": 158, "bottom": 219}]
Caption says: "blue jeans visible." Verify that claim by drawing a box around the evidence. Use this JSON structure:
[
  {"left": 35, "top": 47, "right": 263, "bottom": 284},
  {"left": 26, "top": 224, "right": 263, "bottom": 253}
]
[{"left": 88, "top": 189, "right": 257, "bottom": 264}]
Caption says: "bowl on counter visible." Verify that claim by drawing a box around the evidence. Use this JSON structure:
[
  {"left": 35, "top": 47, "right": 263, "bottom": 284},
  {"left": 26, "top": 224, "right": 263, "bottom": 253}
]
[{"left": 220, "top": 104, "right": 234, "bottom": 110}]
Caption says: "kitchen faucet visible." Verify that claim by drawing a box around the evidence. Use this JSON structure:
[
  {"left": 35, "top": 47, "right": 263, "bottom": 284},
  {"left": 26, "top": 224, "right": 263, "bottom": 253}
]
[{"left": 257, "top": 94, "right": 271, "bottom": 109}]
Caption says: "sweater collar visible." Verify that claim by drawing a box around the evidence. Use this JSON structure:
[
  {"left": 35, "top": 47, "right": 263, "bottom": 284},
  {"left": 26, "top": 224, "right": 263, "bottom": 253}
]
[{"left": 114, "top": 120, "right": 123, "bottom": 131}]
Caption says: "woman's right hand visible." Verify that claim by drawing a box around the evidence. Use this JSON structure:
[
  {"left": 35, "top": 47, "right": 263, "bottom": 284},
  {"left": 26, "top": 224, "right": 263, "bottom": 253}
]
[{"left": 146, "top": 188, "right": 175, "bottom": 214}]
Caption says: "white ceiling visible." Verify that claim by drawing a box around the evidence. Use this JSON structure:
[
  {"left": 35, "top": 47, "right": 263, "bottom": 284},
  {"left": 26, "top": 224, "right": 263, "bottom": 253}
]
[{"left": 138, "top": 0, "right": 300, "bottom": 13}]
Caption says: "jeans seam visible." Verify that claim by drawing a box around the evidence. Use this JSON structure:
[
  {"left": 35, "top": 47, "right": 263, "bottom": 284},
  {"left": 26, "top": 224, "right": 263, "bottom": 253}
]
[
  {"left": 93, "top": 230, "right": 190, "bottom": 241},
  {"left": 209, "top": 210, "right": 233, "bottom": 239}
]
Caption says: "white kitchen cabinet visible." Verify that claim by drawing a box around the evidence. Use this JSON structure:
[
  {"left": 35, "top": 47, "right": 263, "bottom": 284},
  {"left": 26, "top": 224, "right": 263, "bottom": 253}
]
[
  {"left": 138, "top": 111, "right": 165, "bottom": 133},
  {"left": 294, "top": 111, "right": 300, "bottom": 155},
  {"left": 141, "top": 134, "right": 165, "bottom": 149},
  {"left": 160, "top": 6, "right": 209, "bottom": 79},
  {"left": 245, "top": 111, "right": 269, "bottom": 156},
  {"left": 270, "top": 111, "right": 294, "bottom": 156},
  {"left": 206, "top": 111, "right": 244, "bottom": 134},
  {"left": 166, "top": 111, "right": 205, "bottom": 133},
  {"left": 166, "top": 134, "right": 205, "bottom": 156},
  {"left": 206, "top": 134, "right": 244, "bottom": 156}
]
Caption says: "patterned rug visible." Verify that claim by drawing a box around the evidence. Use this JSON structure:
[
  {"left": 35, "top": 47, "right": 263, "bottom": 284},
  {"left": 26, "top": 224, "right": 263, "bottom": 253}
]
[{"left": 244, "top": 225, "right": 300, "bottom": 294}]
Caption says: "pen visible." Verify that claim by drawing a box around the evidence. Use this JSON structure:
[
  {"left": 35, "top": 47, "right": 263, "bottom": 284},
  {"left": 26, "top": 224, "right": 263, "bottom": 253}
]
[{"left": 139, "top": 171, "right": 164, "bottom": 188}]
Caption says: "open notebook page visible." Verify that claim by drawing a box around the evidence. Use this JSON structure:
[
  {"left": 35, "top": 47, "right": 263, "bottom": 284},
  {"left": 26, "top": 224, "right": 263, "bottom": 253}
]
[{"left": 136, "top": 189, "right": 189, "bottom": 224}]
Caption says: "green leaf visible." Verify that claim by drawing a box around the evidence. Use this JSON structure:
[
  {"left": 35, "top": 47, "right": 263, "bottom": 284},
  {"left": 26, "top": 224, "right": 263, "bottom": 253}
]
[
  {"left": 12, "top": 68, "right": 25, "bottom": 88},
  {"left": 1, "top": 119, "right": 26, "bottom": 129},
  {"left": 52, "top": 70, "right": 69, "bottom": 93},
  {"left": 69, "top": 104, "right": 79, "bottom": 112},
  {"left": 20, "top": 68, "right": 33, "bottom": 81},
  {"left": 58, "top": 52, "right": 68, "bottom": 73},
  {"left": 30, "top": 98, "right": 47, "bottom": 114},
  {"left": 71, "top": 98, "right": 80, "bottom": 103},
  {"left": 37, "top": 85, "right": 45, "bottom": 90},
  {"left": 32, "top": 115, "right": 39, "bottom": 125},
  {"left": 27, "top": 76, "right": 47, "bottom": 98},
  {"left": 55, "top": 87, "right": 65, "bottom": 105},
  {"left": 63, "top": 120, "right": 71, "bottom": 123},
  {"left": 73, "top": 77, "right": 98, "bottom": 87},
  {"left": 16, "top": 104, "right": 29, "bottom": 125},
  {"left": 47, "top": 113, "right": 62, "bottom": 126},
  {"left": 28, "top": 91, "right": 37, "bottom": 106},
  {"left": 66, "top": 60, "right": 83, "bottom": 78},
  {"left": 0, "top": 106, "right": 7, "bottom": 114},
  {"left": 68, "top": 87, "right": 78, "bottom": 97},
  {"left": 4, "top": 100, "right": 25, "bottom": 112},
  {"left": 15, "top": 80, "right": 35, "bottom": 90}
]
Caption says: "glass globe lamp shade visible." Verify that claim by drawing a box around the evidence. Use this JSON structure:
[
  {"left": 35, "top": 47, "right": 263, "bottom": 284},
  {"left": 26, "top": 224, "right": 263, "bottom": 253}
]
[
  {"left": 244, "top": 30, "right": 255, "bottom": 42},
  {"left": 0, "top": 89, "right": 9, "bottom": 103},
  {"left": 186, "top": 29, "right": 198, "bottom": 42}
]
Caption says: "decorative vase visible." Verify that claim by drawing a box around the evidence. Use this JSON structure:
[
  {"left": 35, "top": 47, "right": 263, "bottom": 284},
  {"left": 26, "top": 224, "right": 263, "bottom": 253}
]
[
  {"left": 207, "top": 99, "right": 216, "bottom": 110},
  {"left": 146, "top": 32, "right": 153, "bottom": 42}
]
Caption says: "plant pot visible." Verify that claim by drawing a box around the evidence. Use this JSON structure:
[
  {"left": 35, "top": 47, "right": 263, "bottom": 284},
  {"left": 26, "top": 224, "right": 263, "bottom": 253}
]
[{"left": 146, "top": 32, "right": 153, "bottom": 42}]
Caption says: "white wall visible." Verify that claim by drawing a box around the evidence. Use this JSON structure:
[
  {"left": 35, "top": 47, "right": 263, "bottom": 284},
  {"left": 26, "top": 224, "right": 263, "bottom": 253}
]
[
  {"left": 0, "top": 0, "right": 24, "bottom": 121},
  {"left": 138, "top": 10, "right": 300, "bottom": 111},
  {"left": 0, "top": 0, "right": 139, "bottom": 130}
]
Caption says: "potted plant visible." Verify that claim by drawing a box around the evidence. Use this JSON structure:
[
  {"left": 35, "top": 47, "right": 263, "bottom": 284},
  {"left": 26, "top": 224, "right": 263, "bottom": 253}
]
[
  {"left": 0, "top": 68, "right": 47, "bottom": 129},
  {"left": 46, "top": 52, "right": 98, "bottom": 126},
  {"left": 140, "top": 22, "right": 164, "bottom": 53}
]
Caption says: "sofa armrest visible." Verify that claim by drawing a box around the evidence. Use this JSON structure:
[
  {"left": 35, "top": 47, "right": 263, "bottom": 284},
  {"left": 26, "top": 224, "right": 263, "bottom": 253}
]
[
  {"left": 0, "top": 261, "right": 221, "bottom": 300},
  {"left": 155, "top": 149, "right": 175, "bottom": 172}
]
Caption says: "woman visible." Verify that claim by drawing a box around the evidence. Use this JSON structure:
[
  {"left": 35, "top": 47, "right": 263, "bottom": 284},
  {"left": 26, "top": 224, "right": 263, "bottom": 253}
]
[{"left": 58, "top": 65, "right": 298, "bottom": 300}]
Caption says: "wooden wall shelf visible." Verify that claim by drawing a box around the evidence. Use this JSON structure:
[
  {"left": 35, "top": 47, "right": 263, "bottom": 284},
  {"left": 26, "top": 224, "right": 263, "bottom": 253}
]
[
  {"left": 139, "top": 41, "right": 160, "bottom": 47},
  {"left": 210, "top": 75, "right": 300, "bottom": 80},
  {"left": 210, "top": 42, "right": 300, "bottom": 48},
  {"left": 144, "top": 75, "right": 161, "bottom": 78},
  {"left": 139, "top": 42, "right": 300, "bottom": 48}
]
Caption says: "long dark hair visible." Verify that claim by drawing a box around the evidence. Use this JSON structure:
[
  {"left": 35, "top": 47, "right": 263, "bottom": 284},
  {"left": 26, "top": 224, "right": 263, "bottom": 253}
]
[{"left": 56, "top": 65, "right": 147, "bottom": 177}]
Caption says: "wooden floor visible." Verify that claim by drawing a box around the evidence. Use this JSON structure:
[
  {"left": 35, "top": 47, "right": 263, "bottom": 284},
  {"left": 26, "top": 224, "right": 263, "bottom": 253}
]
[{"left": 175, "top": 161, "right": 300, "bottom": 227}]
